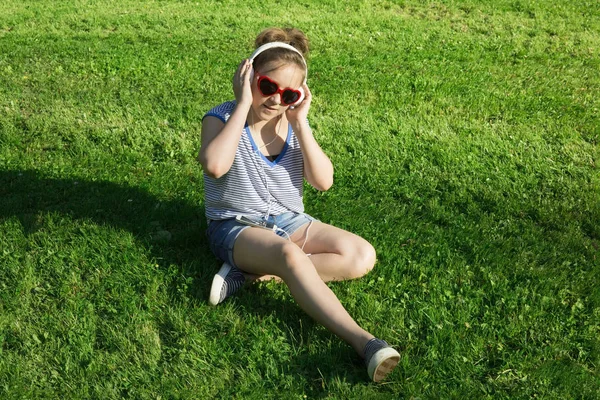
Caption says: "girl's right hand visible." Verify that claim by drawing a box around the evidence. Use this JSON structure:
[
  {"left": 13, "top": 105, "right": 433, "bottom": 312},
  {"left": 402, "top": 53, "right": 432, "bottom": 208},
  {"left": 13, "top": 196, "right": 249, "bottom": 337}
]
[{"left": 232, "top": 59, "right": 253, "bottom": 107}]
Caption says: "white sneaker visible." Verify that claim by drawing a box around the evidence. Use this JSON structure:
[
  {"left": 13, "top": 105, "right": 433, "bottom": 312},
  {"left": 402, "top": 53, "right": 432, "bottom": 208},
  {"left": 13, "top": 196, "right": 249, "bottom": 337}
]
[
  {"left": 364, "top": 338, "right": 401, "bottom": 382},
  {"left": 208, "top": 263, "right": 246, "bottom": 306}
]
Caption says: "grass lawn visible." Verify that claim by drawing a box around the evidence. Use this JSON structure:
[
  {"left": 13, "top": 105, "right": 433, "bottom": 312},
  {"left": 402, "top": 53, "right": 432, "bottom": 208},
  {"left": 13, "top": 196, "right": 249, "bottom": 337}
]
[{"left": 1, "top": 0, "right": 599, "bottom": 398}]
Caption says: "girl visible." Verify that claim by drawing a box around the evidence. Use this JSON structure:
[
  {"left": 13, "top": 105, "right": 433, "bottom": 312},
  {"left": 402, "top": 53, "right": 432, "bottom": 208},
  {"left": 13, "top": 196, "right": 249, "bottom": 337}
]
[{"left": 198, "top": 27, "right": 400, "bottom": 382}]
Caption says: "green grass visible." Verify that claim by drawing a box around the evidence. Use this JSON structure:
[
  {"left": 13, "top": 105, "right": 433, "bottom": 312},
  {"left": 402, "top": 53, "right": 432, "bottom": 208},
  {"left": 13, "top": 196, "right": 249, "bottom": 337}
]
[{"left": 1, "top": 0, "right": 599, "bottom": 398}]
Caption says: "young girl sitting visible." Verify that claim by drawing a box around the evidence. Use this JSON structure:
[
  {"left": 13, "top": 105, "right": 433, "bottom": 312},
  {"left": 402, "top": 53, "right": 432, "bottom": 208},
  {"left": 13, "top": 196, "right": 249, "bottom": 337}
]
[{"left": 198, "top": 27, "right": 400, "bottom": 382}]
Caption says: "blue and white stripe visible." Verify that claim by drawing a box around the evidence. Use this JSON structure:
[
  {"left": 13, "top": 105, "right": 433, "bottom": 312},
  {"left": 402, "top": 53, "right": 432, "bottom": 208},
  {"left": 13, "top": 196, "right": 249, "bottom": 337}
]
[{"left": 203, "top": 101, "right": 305, "bottom": 220}]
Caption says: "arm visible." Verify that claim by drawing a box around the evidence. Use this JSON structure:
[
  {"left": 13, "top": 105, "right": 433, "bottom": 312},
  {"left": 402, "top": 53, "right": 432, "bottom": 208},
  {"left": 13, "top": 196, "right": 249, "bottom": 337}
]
[
  {"left": 199, "top": 104, "right": 250, "bottom": 178},
  {"left": 293, "top": 120, "right": 334, "bottom": 191},
  {"left": 198, "top": 60, "right": 253, "bottom": 178},
  {"left": 287, "top": 85, "right": 334, "bottom": 191}
]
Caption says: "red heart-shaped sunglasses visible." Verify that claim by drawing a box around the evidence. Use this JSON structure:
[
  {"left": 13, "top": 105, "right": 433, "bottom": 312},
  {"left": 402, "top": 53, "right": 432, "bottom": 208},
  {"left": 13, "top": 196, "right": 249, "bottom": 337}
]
[{"left": 256, "top": 74, "right": 302, "bottom": 106}]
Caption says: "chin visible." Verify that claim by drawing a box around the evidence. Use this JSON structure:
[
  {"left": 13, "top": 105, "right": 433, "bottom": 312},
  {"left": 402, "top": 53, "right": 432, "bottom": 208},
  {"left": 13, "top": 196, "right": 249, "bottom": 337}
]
[{"left": 259, "top": 107, "right": 285, "bottom": 120}]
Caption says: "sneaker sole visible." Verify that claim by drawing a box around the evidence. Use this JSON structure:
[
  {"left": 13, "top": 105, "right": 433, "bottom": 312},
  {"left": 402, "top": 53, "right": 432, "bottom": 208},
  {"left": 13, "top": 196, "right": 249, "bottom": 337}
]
[
  {"left": 367, "top": 347, "right": 400, "bottom": 382},
  {"left": 208, "top": 263, "right": 232, "bottom": 306}
]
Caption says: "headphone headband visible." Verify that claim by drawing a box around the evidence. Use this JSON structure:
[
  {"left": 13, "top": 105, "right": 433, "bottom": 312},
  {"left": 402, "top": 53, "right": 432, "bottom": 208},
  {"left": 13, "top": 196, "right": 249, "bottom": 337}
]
[
  {"left": 249, "top": 42, "right": 306, "bottom": 67},
  {"left": 250, "top": 42, "right": 307, "bottom": 85}
]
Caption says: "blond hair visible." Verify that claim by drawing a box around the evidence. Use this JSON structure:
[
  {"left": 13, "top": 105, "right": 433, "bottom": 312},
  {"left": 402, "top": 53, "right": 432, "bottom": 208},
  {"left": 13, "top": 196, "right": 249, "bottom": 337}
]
[{"left": 252, "top": 27, "right": 309, "bottom": 75}]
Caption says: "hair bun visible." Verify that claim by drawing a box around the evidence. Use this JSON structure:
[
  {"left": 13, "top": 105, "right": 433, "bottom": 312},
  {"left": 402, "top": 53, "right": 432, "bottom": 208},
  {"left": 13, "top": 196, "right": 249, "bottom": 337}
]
[{"left": 255, "top": 27, "right": 309, "bottom": 57}]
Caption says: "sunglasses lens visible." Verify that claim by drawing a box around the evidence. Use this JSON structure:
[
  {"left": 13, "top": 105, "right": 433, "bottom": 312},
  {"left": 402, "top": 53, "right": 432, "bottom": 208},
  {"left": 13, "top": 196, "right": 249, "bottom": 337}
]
[
  {"left": 259, "top": 78, "right": 277, "bottom": 96},
  {"left": 282, "top": 90, "right": 300, "bottom": 105},
  {"left": 257, "top": 76, "right": 300, "bottom": 105}
]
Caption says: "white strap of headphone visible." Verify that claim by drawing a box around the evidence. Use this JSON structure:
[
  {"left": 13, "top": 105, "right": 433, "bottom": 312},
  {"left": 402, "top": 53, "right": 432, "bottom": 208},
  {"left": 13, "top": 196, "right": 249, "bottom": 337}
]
[
  {"left": 249, "top": 42, "right": 305, "bottom": 64},
  {"left": 249, "top": 42, "right": 307, "bottom": 84}
]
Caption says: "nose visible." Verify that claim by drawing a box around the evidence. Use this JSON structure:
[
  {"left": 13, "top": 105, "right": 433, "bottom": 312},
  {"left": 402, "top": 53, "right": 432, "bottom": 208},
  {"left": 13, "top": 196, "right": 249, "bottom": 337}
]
[{"left": 269, "top": 93, "right": 282, "bottom": 105}]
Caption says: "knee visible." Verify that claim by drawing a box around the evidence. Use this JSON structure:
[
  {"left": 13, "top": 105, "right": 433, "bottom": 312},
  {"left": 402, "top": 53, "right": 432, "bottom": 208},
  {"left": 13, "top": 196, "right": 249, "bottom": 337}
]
[
  {"left": 346, "top": 241, "right": 376, "bottom": 279},
  {"left": 278, "top": 242, "right": 310, "bottom": 276}
]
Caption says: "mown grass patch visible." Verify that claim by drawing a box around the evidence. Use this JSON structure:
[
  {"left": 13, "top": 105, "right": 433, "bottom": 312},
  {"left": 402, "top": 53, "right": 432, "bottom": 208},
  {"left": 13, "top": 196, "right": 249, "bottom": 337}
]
[{"left": 1, "top": 0, "right": 598, "bottom": 398}]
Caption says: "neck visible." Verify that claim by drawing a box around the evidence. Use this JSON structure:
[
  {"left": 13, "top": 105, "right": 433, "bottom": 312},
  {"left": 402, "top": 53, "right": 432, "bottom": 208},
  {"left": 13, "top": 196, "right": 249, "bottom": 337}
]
[
  {"left": 249, "top": 110, "right": 285, "bottom": 132},
  {"left": 248, "top": 111, "right": 285, "bottom": 150}
]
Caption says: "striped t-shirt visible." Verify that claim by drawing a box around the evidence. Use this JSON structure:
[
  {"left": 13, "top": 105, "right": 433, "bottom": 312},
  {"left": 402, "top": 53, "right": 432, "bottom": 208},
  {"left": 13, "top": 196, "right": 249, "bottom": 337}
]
[{"left": 203, "top": 101, "right": 305, "bottom": 220}]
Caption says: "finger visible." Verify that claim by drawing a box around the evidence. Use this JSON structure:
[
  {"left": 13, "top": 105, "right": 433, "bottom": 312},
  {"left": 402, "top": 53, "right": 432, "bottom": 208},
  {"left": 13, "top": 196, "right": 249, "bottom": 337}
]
[
  {"left": 301, "top": 84, "right": 312, "bottom": 104},
  {"left": 303, "top": 83, "right": 312, "bottom": 98},
  {"left": 241, "top": 61, "right": 253, "bottom": 79},
  {"left": 237, "top": 59, "right": 250, "bottom": 77},
  {"left": 242, "top": 62, "right": 252, "bottom": 77}
]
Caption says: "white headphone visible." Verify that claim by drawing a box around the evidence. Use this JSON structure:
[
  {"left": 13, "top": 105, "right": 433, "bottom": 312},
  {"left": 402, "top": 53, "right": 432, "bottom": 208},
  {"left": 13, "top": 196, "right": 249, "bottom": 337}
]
[{"left": 248, "top": 42, "right": 307, "bottom": 106}]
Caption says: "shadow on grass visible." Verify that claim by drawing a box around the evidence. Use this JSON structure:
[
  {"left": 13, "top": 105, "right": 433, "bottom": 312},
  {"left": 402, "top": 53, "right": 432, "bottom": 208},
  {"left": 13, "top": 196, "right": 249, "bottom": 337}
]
[
  {"left": 0, "top": 168, "right": 374, "bottom": 388},
  {"left": 0, "top": 168, "right": 215, "bottom": 298}
]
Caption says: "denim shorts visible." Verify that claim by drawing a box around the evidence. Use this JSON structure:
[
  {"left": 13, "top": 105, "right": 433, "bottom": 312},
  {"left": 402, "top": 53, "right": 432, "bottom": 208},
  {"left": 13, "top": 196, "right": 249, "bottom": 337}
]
[{"left": 206, "top": 212, "right": 316, "bottom": 268}]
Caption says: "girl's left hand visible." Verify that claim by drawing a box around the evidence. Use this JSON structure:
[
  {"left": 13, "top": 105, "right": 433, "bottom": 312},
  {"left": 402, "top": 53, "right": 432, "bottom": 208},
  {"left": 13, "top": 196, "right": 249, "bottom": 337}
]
[{"left": 286, "top": 83, "right": 312, "bottom": 125}]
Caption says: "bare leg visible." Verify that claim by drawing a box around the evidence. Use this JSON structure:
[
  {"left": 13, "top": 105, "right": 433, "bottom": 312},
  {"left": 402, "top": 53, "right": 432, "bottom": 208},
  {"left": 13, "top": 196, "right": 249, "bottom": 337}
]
[
  {"left": 244, "top": 221, "right": 376, "bottom": 283},
  {"left": 245, "top": 272, "right": 282, "bottom": 282},
  {"left": 290, "top": 221, "right": 377, "bottom": 282},
  {"left": 233, "top": 227, "right": 374, "bottom": 354}
]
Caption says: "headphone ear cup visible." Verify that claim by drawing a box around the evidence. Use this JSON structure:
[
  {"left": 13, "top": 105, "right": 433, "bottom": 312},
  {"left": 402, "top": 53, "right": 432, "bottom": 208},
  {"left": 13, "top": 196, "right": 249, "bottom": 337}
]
[{"left": 293, "top": 87, "right": 305, "bottom": 106}]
